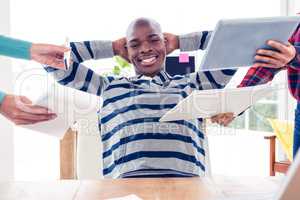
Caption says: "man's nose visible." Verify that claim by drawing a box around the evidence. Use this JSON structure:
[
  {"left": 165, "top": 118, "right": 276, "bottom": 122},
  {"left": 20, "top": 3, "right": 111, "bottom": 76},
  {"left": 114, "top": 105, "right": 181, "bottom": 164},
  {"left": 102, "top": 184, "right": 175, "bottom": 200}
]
[{"left": 140, "top": 42, "right": 153, "bottom": 53}]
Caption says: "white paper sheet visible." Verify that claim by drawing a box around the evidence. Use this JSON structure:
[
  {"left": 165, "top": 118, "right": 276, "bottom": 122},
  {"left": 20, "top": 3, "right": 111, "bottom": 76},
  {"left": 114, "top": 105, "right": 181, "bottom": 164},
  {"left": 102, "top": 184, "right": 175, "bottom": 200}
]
[
  {"left": 160, "top": 84, "right": 275, "bottom": 122},
  {"left": 106, "top": 194, "right": 143, "bottom": 200},
  {"left": 20, "top": 84, "right": 99, "bottom": 139}
]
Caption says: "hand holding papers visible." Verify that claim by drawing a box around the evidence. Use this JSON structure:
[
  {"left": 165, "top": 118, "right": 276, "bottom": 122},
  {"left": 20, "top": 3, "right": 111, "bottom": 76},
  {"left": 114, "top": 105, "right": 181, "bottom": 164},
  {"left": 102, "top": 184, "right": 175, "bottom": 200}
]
[
  {"left": 160, "top": 84, "right": 275, "bottom": 122},
  {"left": 21, "top": 83, "right": 99, "bottom": 139}
]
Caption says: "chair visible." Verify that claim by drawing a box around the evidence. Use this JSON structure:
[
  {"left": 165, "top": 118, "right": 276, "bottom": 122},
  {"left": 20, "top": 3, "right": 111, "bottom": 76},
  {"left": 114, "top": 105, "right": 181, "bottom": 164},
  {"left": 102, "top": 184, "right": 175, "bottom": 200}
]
[
  {"left": 264, "top": 119, "right": 294, "bottom": 176},
  {"left": 60, "top": 113, "right": 102, "bottom": 180},
  {"left": 60, "top": 128, "right": 77, "bottom": 179},
  {"left": 264, "top": 135, "right": 291, "bottom": 176}
]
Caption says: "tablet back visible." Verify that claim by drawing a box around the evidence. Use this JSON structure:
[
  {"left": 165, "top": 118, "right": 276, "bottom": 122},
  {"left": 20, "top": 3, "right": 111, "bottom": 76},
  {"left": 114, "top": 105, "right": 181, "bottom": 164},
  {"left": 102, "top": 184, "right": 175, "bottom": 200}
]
[{"left": 200, "top": 16, "right": 300, "bottom": 71}]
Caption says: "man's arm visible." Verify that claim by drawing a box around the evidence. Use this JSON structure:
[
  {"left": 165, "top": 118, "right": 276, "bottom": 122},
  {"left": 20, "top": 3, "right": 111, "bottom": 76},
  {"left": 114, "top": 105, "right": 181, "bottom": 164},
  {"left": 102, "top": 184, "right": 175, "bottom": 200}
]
[
  {"left": 177, "top": 31, "right": 237, "bottom": 90},
  {"left": 45, "top": 40, "right": 116, "bottom": 96},
  {"left": 69, "top": 40, "right": 115, "bottom": 63}
]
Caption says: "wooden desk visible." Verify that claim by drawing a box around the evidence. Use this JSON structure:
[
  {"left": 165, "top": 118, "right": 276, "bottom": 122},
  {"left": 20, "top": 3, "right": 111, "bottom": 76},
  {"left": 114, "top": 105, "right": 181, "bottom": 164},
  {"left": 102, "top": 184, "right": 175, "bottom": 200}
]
[{"left": 0, "top": 177, "right": 283, "bottom": 200}]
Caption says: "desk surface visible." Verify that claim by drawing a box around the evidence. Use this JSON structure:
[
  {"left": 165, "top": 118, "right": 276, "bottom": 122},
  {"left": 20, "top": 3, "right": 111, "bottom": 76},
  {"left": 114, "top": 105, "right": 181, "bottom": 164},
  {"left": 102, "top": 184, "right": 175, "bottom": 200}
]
[{"left": 0, "top": 176, "right": 283, "bottom": 200}]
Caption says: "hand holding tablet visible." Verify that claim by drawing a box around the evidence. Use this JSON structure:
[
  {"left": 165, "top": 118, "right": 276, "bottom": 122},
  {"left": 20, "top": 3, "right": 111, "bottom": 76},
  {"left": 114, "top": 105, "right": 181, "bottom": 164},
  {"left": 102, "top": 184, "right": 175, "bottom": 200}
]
[{"left": 200, "top": 16, "right": 300, "bottom": 71}]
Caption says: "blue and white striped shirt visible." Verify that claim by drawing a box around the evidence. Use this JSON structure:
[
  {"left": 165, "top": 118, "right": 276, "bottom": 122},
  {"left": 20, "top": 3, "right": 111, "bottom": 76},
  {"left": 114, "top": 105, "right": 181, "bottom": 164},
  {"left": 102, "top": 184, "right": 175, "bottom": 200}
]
[{"left": 45, "top": 31, "right": 237, "bottom": 178}]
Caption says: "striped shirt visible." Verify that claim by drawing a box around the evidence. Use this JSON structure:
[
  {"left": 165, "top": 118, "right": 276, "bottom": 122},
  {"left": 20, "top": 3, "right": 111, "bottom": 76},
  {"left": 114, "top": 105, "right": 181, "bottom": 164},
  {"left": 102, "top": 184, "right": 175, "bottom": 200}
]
[
  {"left": 239, "top": 24, "right": 300, "bottom": 100},
  {"left": 45, "top": 32, "right": 237, "bottom": 178}
]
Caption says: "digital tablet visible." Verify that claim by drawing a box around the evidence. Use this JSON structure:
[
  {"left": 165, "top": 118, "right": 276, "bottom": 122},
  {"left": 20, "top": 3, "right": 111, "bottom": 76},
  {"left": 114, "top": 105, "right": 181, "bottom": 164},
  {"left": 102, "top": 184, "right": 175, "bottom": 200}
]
[{"left": 200, "top": 16, "right": 300, "bottom": 71}]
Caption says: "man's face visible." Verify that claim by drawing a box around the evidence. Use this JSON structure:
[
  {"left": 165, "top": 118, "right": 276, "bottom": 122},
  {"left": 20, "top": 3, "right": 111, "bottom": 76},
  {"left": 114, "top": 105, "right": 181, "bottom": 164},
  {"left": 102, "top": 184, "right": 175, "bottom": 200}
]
[{"left": 127, "top": 24, "right": 166, "bottom": 77}]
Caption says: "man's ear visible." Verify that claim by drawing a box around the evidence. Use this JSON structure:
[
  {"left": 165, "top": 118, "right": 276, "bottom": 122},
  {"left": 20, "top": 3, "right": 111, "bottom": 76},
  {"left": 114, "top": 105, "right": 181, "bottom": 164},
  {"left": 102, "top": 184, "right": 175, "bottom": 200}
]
[
  {"left": 163, "top": 34, "right": 171, "bottom": 55},
  {"left": 123, "top": 45, "right": 131, "bottom": 63}
]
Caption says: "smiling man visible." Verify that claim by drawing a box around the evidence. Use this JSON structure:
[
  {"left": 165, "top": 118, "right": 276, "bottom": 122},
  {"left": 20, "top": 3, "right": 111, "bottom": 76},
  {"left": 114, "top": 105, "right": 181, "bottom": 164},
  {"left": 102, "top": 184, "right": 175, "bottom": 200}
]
[
  {"left": 125, "top": 19, "right": 166, "bottom": 77},
  {"left": 44, "top": 18, "right": 237, "bottom": 178}
]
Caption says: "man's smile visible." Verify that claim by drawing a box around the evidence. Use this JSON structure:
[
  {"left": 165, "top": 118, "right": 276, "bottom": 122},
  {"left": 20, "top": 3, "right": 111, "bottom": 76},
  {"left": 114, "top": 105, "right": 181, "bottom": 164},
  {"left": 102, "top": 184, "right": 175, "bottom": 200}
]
[{"left": 137, "top": 54, "right": 159, "bottom": 67}]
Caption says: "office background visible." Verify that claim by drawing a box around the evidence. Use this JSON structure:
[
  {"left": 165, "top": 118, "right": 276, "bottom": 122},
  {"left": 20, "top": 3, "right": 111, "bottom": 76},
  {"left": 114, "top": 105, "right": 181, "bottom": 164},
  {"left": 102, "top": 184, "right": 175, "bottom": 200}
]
[{"left": 0, "top": 0, "right": 299, "bottom": 181}]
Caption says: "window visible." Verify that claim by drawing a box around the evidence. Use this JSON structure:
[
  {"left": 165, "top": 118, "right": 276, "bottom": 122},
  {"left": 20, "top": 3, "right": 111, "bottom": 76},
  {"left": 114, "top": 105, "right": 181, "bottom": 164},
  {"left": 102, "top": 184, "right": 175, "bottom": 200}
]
[
  {"left": 11, "top": 0, "right": 283, "bottom": 180},
  {"left": 229, "top": 88, "right": 279, "bottom": 132}
]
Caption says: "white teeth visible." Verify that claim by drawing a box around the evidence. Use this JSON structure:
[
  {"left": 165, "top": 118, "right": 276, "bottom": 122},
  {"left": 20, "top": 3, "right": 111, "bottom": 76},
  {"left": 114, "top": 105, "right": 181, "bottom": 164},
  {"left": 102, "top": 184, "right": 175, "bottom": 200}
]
[{"left": 142, "top": 57, "right": 156, "bottom": 63}]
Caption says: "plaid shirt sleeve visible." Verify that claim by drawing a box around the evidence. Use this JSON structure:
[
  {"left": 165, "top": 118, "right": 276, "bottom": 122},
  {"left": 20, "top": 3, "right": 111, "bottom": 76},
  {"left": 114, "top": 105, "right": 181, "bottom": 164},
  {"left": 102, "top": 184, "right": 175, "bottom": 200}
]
[
  {"left": 287, "top": 24, "right": 300, "bottom": 101},
  {"left": 238, "top": 67, "right": 282, "bottom": 88},
  {"left": 288, "top": 24, "right": 300, "bottom": 69}
]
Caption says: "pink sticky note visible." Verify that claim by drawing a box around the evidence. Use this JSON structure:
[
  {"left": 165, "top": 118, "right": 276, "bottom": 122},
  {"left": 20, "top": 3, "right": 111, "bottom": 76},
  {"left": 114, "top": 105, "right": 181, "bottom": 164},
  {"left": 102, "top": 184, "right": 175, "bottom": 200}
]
[{"left": 179, "top": 53, "right": 189, "bottom": 63}]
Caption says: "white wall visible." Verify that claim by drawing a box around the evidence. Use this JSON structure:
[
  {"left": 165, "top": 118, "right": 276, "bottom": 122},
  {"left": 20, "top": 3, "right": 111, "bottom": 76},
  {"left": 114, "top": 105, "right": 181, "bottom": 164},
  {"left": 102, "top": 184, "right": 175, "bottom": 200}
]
[{"left": 0, "top": 0, "right": 14, "bottom": 181}]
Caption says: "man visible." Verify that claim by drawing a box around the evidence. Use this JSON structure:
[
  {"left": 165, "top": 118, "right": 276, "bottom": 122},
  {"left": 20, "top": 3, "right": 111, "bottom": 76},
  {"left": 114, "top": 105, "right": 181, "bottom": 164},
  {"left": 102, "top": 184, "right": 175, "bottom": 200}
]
[
  {"left": 44, "top": 18, "right": 238, "bottom": 178},
  {"left": 0, "top": 35, "right": 68, "bottom": 125}
]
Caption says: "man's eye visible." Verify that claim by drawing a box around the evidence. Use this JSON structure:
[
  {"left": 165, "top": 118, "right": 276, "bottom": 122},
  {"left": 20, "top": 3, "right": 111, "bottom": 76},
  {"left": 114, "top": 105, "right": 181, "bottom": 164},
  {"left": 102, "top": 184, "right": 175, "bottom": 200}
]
[
  {"left": 130, "top": 44, "right": 138, "bottom": 48},
  {"left": 151, "top": 38, "right": 160, "bottom": 42}
]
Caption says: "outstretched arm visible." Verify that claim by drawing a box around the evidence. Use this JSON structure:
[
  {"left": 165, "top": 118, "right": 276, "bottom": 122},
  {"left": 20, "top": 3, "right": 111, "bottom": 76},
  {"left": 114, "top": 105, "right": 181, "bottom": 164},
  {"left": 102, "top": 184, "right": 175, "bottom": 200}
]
[
  {"left": 0, "top": 35, "right": 69, "bottom": 68},
  {"left": 171, "top": 31, "right": 237, "bottom": 90},
  {"left": 45, "top": 40, "right": 117, "bottom": 96}
]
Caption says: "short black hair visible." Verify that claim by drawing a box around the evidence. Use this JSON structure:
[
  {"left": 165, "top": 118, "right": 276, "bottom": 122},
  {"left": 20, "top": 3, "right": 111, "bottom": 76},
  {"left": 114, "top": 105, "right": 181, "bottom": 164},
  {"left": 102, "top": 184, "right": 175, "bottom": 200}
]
[{"left": 126, "top": 17, "right": 163, "bottom": 39}]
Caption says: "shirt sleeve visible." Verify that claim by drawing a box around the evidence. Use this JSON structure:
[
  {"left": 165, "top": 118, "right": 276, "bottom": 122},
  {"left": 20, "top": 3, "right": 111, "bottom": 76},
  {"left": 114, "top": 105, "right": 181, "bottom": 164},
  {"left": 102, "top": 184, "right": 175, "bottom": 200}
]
[
  {"left": 179, "top": 31, "right": 212, "bottom": 51},
  {"left": 70, "top": 40, "right": 114, "bottom": 63},
  {"left": 288, "top": 27, "right": 300, "bottom": 70},
  {"left": 0, "top": 35, "right": 32, "bottom": 60},
  {"left": 0, "top": 90, "right": 7, "bottom": 105},
  {"left": 187, "top": 69, "right": 236, "bottom": 90},
  {"left": 238, "top": 67, "right": 282, "bottom": 87},
  {"left": 178, "top": 31, "right": 237, "bottom": 90},
  {"left": 44, "top": 41, "right": 115, "bottom": 96}
]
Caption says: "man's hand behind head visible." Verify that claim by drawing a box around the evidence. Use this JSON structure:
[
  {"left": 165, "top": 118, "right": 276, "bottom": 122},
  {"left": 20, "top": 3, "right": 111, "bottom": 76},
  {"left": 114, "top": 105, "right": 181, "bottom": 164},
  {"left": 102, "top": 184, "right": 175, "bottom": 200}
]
[
  {"left": 163, "top": 33, "right": 179, "bottom": 55},
  {"left": 112, "top": 37, "right": 130, "bottom": 63}
]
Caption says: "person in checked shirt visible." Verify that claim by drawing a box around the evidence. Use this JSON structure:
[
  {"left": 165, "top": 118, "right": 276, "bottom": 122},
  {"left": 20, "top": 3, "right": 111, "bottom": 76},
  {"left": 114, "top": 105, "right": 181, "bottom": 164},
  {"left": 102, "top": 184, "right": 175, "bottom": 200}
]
[{"left": 237, "top": 23, "right": 300, "bottom": 159}]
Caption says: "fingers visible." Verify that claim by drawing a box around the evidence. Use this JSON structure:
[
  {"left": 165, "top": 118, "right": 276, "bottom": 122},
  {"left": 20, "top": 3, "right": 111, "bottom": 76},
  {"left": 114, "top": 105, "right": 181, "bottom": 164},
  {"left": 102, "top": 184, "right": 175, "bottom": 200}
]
[
  {"left": 19, "top": 104, "right": 54, "bottom": 115},
  {"left": 252, "top": 63, "right": 278, "bottom": 68},
  {"left": 15, "top": 96, "right": 54, "bottom": 115},
  {"left": 44, "top": 57, "right": 65, "bottom": 68},
  {"left": 253, "top": 40, "right": 296, "bottom": 69},
  {"left": 211, "top": 113, "right": 234, "bottom": 126},
  {"left": 9, "top": 108, "right": 57, "bottom": 125},
  {"left": 19, "top": 96, "right": 32, "bottom": 104},
  {"left": 16, "top": 111, "right": 56, "bottom": 121},
  {"left": 256, "top": 49, "right": 287, "bottom": 61},
  {"left": 13, "top": 117, "right": 56, "bottom": 125},
  {"left": 49, "top": 45, "right": 70, "bottom": 53},
  {"left": 222, "top": 113, "right": 234, "bottom": 126},
  {"left": 39, "top": 43, "right": 70, "bottom": 53},
  {"left": 254, "top": 55, "right": 284, "bottom": 67},
  {"left": 266, "top": 40, "right": 289, "bottom": 54},
  {"left": 11, "top": 99, "right": 57, "bottom": 124}
]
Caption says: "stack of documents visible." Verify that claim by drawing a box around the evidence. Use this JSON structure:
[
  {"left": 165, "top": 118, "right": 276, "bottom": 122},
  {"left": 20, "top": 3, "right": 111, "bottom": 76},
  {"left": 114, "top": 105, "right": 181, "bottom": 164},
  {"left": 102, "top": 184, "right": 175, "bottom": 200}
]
[
  {"left": 160, "top": 84, "right": 275, "bottom": 122},
  {"left": 21, "top": 83, "right": 100, "bottom": 139}
]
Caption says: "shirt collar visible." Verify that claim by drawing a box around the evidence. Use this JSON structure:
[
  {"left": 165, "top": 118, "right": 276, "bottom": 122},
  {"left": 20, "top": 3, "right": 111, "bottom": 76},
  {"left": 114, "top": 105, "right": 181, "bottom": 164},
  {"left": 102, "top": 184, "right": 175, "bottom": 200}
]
[
  {"left": 130, "top": 70, "right": 171, "bottom": 84},
  {"left": 152, "top": 70, "right": 171, "bottom": 85}
]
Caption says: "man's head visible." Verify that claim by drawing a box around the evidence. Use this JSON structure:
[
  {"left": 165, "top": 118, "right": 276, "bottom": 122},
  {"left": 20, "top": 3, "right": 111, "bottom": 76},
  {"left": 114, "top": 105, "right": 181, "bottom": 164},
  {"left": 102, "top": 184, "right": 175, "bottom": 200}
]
[{"left": 126, "top": 18, "right": 166, "bottom": 77}]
